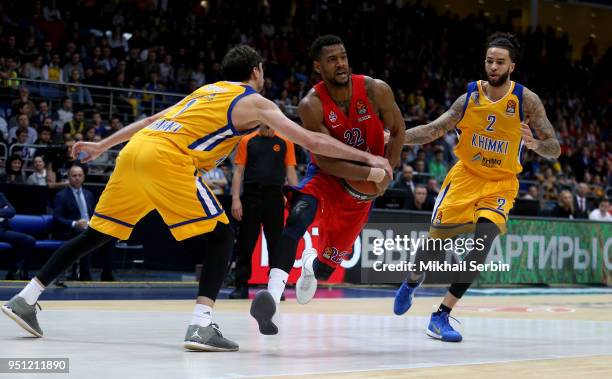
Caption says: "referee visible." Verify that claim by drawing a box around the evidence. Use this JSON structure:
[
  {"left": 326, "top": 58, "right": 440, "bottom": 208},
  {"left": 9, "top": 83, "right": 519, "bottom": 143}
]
[{"left": 230, "top": 125, "right": 298, "bottom": 299}]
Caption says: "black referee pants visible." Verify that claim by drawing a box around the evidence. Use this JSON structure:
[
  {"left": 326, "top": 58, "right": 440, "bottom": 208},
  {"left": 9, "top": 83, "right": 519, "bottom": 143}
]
[{"left": 235, "top": 184, "right": 285, "bottom": 287}]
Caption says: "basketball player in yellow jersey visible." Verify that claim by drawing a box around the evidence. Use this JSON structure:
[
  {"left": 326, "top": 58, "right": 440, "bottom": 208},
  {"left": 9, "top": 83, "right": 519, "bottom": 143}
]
[
  {"left": 393, "top": 32, "right": 560, "bottom": 342},
  {"left": 2, "top": 45, "right": 392, "bottom": 352}
]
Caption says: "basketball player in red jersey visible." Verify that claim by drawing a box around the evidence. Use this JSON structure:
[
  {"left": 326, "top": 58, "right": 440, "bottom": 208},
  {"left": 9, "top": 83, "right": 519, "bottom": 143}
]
[{"left": 250, "top": 35, "right": 405, "bottom": 335}]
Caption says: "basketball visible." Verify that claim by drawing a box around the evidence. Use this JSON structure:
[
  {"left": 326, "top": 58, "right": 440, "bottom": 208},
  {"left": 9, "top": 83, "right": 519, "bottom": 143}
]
[{"left": 341, "top": 179, "right": 379, "bottom": 201}]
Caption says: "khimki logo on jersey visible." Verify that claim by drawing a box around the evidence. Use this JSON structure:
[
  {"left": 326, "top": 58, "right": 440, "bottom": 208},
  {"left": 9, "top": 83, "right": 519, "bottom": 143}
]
[{"left": 471, "top": 133, "right": 509, "bottom": 155}]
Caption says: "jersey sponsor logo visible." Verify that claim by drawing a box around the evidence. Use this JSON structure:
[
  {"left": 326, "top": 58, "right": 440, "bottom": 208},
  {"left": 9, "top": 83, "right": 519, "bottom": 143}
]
[
  {"left": 505, "top": 99, "right": 517, "bottom": 116},
  {"left": 322, "top": 246, "right": 351, "bottom": 264},
  {"left": 273, "top": 144, "right": 281, "bottom": 152},
  {"left": 328, "top": 111, "right": 338, "bottom": 123},
  {"left": 472, "top": 152, "right": 502, "bottom": 168},
  {"left": 358, "top": 115, "right": 371, "bottom": 122},
  {"left": 471, "top": 133, "right": 509, "bottom": 155},
  {"left": 481, "top": 155, "right": 502, "bottom": 168},
  {"left": 356, "top": 99, "right": 367, "bottom": 115}
]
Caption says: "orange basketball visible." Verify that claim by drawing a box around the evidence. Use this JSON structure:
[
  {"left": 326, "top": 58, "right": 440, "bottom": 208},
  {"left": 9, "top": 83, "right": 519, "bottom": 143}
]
[{"left": 341, "top": 179, "right": 380, "bottom": 201}]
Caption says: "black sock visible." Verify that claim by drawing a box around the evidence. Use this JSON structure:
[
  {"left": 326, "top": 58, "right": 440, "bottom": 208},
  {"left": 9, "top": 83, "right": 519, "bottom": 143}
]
[
  {"left": 435, "top": 304, "right": 452, "bottom": 315},
  {"left": 406, "top": 272, "right": 425, "bottom": 287}
]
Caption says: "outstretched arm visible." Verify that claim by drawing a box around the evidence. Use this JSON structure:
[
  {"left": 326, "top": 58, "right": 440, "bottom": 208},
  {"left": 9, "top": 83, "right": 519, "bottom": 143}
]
[
  {"left": 72, "top": 106, "right": 173, "bottom": 162},
  {"left": 404, "top": 93, "right": 467, "bottom": 145},
  {"left": 298, "top": 94, "right": 373, "bottom": 182},
  {"left": 252, "top": 96, "right": 392, "bottom": 178},
  {"left": 521, "top": 88, "right": 561, "bottom": 159}
]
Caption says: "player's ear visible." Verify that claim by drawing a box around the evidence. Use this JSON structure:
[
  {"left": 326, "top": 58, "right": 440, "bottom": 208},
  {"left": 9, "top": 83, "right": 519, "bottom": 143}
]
[
  {"left": 509, "top": 62, "right": 515, "bottom": 75},
  {"left": 313, "top": 61, "right": 321, "bottom": 75}
]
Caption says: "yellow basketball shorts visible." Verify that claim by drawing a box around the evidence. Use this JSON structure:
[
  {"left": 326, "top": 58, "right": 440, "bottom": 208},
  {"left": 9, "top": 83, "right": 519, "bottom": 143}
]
[
  {"left": 430, "top": 161, "right": 518, "bottom": 237},
  {"left": 89, "top": 136, "right": 229, "bottom": 241}
]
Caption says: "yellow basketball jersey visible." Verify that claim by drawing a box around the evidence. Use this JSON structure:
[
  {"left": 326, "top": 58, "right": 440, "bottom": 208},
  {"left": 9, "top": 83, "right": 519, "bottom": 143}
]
[
  {"left": 137, "top": 81, "right": 258, "bottom": 170},
  {"left": 454, "top": 80, "right": 525, "bottom": 180}
]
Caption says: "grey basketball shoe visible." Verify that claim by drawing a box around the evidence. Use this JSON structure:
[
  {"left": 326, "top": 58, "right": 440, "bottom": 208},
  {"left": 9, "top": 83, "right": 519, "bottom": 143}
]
[
  {"left": 183, "top": 323, "right": 239, "bottom": 352},
  {"left": 1, "top": 296, "right": 43, "bottom": 337},
  {"left": 249, "top": 290, "right": 278, "bottom": 335}
]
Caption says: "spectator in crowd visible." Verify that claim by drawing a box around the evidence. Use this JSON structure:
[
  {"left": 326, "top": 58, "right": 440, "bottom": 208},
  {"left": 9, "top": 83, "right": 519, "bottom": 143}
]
[
  {"left": 426, "top": 178, "right": 440, "bottom": 204},
  {"left": 230, "top": 124, "right": 298, "bottom": 299},
  {"left": 66, "top": 69, "right": 93, "bottom": 106},
  {"left": 0, "top": 192, "right": 36, "bottom": 280},
  {"left": 405, "top": 185, "right": 433, "bottom": 211},
  {"left": 26, "top": 155, "right": 65, "bottom": 188},
  {"left": 12, "top": 128, "right": 36, "bottom": 161},
  {"left": 0, "top": 155, "right": 27, "bottom": 184},
  {"left": 11, "top": 87, "right": 37, "bottom": 119},
  {"left": 32, "top": 100, "right": 52, "bottom": 128},
  {"left": 589, "top": 198, "right": 612, "bottom": 222},
  {"left": 35, "top": 124, "right": 53, "bottom": 146},
  {"left": 53, "top": 165, "right": 114, "bottom": 281},
  {"left": 62, "top": 110, "right": 85, "bottom": 140},
  {"left": 391, "top": 163, "right": 416, "bottom": 205},
  {"left": 91, "top": 112, "right": 107, "bottom": 136},
  {"left": 428, "top": 146, "right": 448, "bottom": 183},
  {"left": 523, "top": 185, "right": 540, "bottom": 200},
  {"left": 53, "top": 98, "right": 74, "bottom": 132},
  {"left": 62, "top": 53, "right": 84, "bottom": 83},
  {"left": 23, "top": 55, "right": 44, "bottom": 80},
  {"left": 42, "top": 53, "right": 64, "bottom": 82},
  {"left": 551, "top": 190, "right": 579, "bottom": 219},
  {"left": 573, "top": 182, "right": 593, "bottom": 219}
]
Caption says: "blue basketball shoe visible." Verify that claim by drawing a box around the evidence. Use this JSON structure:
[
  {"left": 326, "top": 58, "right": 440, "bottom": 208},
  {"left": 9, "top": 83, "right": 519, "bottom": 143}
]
[
  {"left": 426, "top": 311, "right": 462, "bottom": 342},
  {"left": 393, "top": 274, "right": 424, "bottom": 315}
]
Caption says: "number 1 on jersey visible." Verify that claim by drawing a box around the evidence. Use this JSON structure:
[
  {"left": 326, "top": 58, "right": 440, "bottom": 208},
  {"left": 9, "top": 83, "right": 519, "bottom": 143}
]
[{"left": 171, "top": 98, "right": 197, "bottom": 119}]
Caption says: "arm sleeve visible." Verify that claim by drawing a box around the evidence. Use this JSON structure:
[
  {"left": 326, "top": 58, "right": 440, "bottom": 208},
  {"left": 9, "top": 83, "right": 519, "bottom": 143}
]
[
  {"left": 234, "top": 136, "right": 249, "bottom": 166},
  {"left": 284, "top": 139, "right": 296, "bottom": 166}
]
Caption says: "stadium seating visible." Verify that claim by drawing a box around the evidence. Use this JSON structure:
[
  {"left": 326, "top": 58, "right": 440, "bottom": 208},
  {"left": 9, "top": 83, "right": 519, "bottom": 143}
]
[{"left": 0, "top": 214, "right": 63, "bottom": 251}]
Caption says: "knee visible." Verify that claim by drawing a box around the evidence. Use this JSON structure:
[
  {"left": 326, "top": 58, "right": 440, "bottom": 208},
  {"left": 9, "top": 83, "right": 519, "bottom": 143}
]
[{"left": 284, "top": 200, "right": 316, "bottom": 240}]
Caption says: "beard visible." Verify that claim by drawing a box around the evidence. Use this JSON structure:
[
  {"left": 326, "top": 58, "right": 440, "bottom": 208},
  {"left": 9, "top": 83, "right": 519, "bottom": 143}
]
[
  {"left": 324, "top": 69, "right": 350, "bottom": 87},
  {"left": 487, "top": 70, "right": 510, "bottom": 87}
]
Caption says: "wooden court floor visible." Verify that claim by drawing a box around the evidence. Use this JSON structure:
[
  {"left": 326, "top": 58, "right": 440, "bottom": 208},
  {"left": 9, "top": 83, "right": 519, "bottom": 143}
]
[{"left": 11, "top": 294, "right": 609, "bottom": 378}]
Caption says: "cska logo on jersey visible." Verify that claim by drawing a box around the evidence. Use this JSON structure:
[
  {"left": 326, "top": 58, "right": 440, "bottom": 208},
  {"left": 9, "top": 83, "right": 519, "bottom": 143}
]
[
  {"left": 328, "top": 111, "right": 338, "bottom": 123},
  {"left": 356, "top": 99, "right": 367, "bottom": 115},
  {"left": 505, "top": 100, "right": 517, "bottom": 116}
]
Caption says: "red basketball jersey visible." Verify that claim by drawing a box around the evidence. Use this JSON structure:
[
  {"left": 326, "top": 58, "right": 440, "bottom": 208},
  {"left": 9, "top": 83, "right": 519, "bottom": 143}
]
[{"left": 313, "top": 74, "right": 385, "bottom": 157}]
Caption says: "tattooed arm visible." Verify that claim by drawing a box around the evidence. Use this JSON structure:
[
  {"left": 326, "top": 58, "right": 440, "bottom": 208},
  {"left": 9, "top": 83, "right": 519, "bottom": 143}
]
[
  {"left": 404, "top": 93, "right": 467, "bottom": 145},
  {"left": 521, "top": 88, "right": 561, "bottom": 159}
]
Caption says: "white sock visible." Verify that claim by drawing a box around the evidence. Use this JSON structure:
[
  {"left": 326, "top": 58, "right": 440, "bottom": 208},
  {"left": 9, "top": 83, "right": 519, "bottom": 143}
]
[
  {"left": 190, "top": 304, "right": 213, "bottom": 327},
  {"left": 267, "top": 268, "right": 289, "bottom": 304},
  {"left": 17, "top": 279, "right": 45, "bottom": 305}
]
